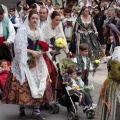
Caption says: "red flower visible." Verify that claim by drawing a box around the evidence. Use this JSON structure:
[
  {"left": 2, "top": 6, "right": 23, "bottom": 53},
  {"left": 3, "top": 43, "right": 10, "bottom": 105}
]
[{"left": 39, "top": 41, "right": 49, "bottom": 52}]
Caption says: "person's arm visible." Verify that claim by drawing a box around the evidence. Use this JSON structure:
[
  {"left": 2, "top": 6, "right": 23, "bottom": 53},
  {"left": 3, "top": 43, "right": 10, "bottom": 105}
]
[
  {"left": 7, "top": 20, "right": 15, "bottom": 43},
  {"left": 12, "top": 17, "right": 20, "bottom": 28},
  {"left": 77, "top": 77, "right": 84, "bottom": 88},
  {"left": 91, "top": 17, "right": 98, "bottom": 36},
  {"left": 89, "top": 62, "right": 94, "bottom": 71},
  {"left": 27, "top": 49, "right": 41, "bottom": 58}
]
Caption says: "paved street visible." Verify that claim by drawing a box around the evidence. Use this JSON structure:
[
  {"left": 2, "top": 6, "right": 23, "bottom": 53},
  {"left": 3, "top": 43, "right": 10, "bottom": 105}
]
[{"left": 0, "top": 63, "right": 108, "bottom": 120}]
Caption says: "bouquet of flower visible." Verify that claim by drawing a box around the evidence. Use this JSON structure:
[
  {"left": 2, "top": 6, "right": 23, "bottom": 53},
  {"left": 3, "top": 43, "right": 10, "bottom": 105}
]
[
  {"left": 55, "top": 38, "right": 67, "bottom": 50},
  {"left": 92, "top": 59, "right": 100, "bottom": 76},
  {"left": 38, "top": 41, "right": 49, "bottom": 52},
  {"left": 51, "top": 38, "right": 67, "bottom": 61},
  {"left": 27, "top": 40, "right": 49, "bottom": 68}
]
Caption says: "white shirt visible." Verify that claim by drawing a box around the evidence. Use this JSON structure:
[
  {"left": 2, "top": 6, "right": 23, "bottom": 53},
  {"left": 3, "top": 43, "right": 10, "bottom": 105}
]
[
  {"left": 10, "top": 16, "right": 20, "bottom": 28},
  {"left": 0, "top": 19, "right": 15, "bottom": 43},
  {"left": 39, "top": 20, "right": 47, "bottom": 29},
  {"left": 82, "top": 56, "right": 87, "bottom": 69},
  {"left": 66, "top": 77, "right": 84, "bottom": 90}
]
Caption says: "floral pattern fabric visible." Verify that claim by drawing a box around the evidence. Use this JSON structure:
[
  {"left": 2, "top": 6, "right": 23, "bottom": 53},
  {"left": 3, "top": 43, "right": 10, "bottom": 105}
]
[{"left": 70, "top": 15, "right": 102, "bottom": 60}]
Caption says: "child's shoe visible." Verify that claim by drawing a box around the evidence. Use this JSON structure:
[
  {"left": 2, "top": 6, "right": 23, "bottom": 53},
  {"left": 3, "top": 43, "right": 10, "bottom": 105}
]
[{"left": 83, "top": 106, "right": 89, "bottom": 113}]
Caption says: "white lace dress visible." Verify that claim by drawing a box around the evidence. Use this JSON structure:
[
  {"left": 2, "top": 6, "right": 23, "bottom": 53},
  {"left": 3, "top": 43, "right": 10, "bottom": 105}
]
[{"left": 11, "top": 25, "right": 49, "bottom": 98}]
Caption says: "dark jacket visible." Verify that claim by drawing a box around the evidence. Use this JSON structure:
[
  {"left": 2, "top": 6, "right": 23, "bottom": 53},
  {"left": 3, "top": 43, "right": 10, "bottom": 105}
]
[
  {"left": 94, "top": 13, "right": 106, "bottom": 44},
  {"left": 94, "top": 13, "right": 106, "bottom": 30}
]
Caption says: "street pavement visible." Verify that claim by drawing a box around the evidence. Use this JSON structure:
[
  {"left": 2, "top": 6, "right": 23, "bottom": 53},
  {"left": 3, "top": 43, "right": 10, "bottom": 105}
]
[{"left": 0, "top": 63, "right": 108, "bottom": 120}]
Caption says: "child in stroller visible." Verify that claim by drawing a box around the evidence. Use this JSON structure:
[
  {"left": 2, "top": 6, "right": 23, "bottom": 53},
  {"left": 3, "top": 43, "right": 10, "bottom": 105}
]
[
  {"left": 48, "top": 59, "right": 95, "bottom": 119},
  {"left": 63, "top": 65, "right": 94, "bottom": 111}
]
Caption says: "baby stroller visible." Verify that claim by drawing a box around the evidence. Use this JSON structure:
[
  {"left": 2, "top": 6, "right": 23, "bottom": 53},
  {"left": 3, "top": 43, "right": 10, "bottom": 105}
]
[{"left": 48, "top": 58, "right": 95, "bottom": 119}]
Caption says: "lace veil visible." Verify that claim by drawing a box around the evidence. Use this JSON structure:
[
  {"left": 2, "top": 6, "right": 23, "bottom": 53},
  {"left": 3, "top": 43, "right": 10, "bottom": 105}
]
[
  {"left": 11, "top": 13, "right": 44, "bottom": 85},
  {"left": 111, "top": 46, "right": 120, "bottom": 62}
]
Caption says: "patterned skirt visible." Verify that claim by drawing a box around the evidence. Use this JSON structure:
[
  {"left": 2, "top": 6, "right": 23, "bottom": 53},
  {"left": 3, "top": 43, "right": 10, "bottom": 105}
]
[
  {"left": 79, "top": 32, "right": 102, "bottom": 60},
  {"left": 95, "top": 79, "right": 120, "bottom": 120},
  {"left": 2, "top": 72, "right": 53, "bottom": 106}
]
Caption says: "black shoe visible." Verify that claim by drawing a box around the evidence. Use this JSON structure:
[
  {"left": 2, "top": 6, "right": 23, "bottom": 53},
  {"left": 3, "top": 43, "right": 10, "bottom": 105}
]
[
  {"left": 19, "top": 111, "right": 26, "bottom": 119},
  {"left": 0, "top": 92, "right": 2, "bottom": 100}
]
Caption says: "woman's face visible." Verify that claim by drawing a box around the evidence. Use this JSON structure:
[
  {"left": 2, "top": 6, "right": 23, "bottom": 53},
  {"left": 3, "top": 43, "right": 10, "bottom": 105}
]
[
  {"left": 52, "top": 16, "right": 61, "bottom": 27},
  {"left": 29, "top": 14, "right": 39, "bottom": 27},
  {"left": 83, "top": 8, "right": 89, "bottom": 16}
]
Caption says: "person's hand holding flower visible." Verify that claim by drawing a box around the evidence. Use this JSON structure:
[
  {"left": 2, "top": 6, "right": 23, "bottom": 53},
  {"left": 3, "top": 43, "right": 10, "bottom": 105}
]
[
  {"left": 31, "top": 50, "right": 41, "bottom": 58},
  {"left": 51, "top": 38, "right": 67, "bottom": 61},
  {"left": 92, "top": 59, "right": 100, "bottom": 76},
  {"left": 27, "top": 40, "right": 49, "bottom": 68}
]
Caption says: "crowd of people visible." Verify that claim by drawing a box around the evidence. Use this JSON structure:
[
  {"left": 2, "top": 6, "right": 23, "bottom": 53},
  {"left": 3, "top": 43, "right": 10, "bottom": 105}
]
[{"left": 0, "top": 0, "right": 120, "bottom": 120}]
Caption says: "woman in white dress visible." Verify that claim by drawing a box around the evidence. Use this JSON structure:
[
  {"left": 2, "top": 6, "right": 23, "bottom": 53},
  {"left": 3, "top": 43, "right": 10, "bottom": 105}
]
[
  {"left": 2, "top": 10, "right": 53, "bottom": 120},
  {"left": 41, "top": 11, "right": 69, "bottom": 93}
]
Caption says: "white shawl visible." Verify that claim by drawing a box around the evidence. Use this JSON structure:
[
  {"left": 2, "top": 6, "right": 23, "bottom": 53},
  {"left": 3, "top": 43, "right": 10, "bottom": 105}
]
[{"left": 11, "top": 25, "right": 48, "bottom": 98}]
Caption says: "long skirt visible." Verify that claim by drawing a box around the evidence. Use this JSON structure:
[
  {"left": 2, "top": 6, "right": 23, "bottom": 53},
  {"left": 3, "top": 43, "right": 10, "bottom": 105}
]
[
  {"left": 95, "top": 79, "right": 120, "bottom": 120},
  {"left": 2, "top": 72, "right": 53, "bottom": 106},
  {"left": 43, "top": 54, "right": 61, "bottom": 94},
  {"left": 80, "top": 32, "right": 102, "bottom": 60}
]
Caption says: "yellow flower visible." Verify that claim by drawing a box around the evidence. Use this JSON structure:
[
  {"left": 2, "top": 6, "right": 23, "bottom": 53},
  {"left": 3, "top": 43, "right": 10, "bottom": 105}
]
[
  {"left": 55, "top": 38, "right": 67, "bottom": 48},
  {"left": 95, "top": 60, "right": 100, "bottom": 64},
  {"left": 91, "top": 84, "right": 94, "bottom": 91}
]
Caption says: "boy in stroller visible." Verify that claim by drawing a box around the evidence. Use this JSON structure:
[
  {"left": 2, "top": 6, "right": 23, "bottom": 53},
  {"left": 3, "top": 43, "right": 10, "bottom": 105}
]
[{"left": 63, "top": 65, "right": 94, "bottom": 112}]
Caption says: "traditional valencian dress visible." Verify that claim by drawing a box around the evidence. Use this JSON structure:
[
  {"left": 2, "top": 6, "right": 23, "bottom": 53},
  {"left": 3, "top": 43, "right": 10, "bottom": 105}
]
[
  {"left": 41, "top": 22, "right": 67, "bottom": 91},
  {"left": 2, "top": 25, "right": 53, "bottom": 106},
  {"left": 69, "top": 15, "right": 101, "bottom": 60},
  {"left": 95, "top": 46, "right": 120, "bottom": 120}
]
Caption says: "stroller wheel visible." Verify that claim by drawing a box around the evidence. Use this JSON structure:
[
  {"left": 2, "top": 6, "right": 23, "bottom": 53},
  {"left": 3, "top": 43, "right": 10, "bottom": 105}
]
[
  {"left": 86, "top": 109, "right": 95, "bottom": 119},
  {"left": 49, "top": 105, "right": 55, "bottom": 114},
  {"left": 67, "top": 111, "right": 76, "bottom": 120},
  {"left": 86, "top": 112, "right": 93, "bottom": 119},
  {"left": 67, "top": 104, "right": 77, "bottom": 113},
  {"left": 54, "top": 104, "right": 60, "bottom": 114}
]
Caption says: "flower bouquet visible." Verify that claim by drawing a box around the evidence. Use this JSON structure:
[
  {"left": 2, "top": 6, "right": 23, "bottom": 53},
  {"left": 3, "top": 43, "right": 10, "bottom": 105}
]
[
  {"left": 27, "top": 40, "right": 49, "bottom": 68},
  {"left": 51, "top": 38, "right": 67, "bottom": 61},
  {"left": 38, "top": 41, "right": 49, "bottom": 51},
  {"left": 92, "top": 59, "right": 100, "bottom": 76}
]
